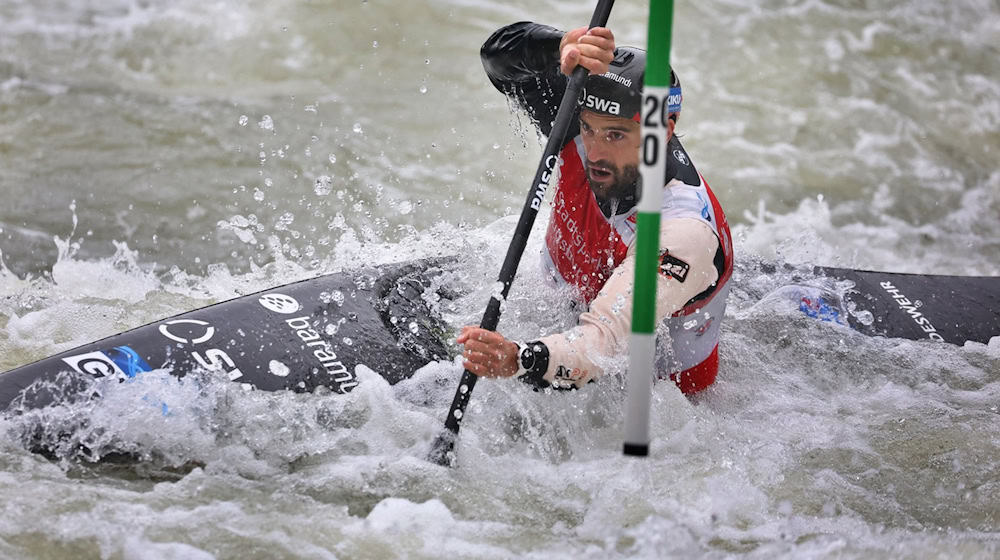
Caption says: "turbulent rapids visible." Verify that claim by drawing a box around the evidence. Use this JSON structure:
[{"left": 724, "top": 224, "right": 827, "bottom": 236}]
[{"left": 2, "top": 0, "right": 999, "bottom": 557}]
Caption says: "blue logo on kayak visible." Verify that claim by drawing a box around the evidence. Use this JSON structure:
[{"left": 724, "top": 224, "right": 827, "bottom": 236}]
[
  {"left": 106, "top": 346, "right": 152, "bottom": 378},
  {"left": 61, "top": 345, "right": 151, "bottom": 378},
  {"left": 799, "top": 296, "right": 845, "bottom": 325}
]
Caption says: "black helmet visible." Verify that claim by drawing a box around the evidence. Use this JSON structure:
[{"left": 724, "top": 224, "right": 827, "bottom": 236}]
[{"left": 579, "top": 46, "right": 681, "bottom": 122}]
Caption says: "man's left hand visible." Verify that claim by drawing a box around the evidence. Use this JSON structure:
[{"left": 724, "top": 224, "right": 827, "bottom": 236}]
[{"left": 456, "top": 326, "right": 519, "bottom": 378}]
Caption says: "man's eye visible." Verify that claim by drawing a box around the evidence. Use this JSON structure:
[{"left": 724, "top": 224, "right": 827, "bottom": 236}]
[{"left": 608, "top": 132, "right": 624, "bottom": 141}]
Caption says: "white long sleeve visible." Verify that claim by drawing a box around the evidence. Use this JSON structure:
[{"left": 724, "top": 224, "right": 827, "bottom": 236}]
[{"left": 536, "top": 217, "right": 720, "bottom": 388}]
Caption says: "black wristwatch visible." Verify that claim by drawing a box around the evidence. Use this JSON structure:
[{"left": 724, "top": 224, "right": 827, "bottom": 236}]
[{"left": 515, "top": 340, "right": 550, "bottom": 388}]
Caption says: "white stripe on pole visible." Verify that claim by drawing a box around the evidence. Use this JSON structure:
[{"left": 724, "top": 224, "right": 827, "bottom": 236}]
[{"left": 624, "top": 333, "right": 656, "bottom": 454}]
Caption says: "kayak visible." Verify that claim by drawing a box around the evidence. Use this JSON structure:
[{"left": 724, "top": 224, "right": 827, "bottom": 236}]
[
  {"left": 0, "top": 259, "right": 455, "bottom": 413},
  {"left": 757, "top": 262, "right": 1000, "bottom": 345},
  {"left": 2, "top": 258, "right": 998, "bottom": 415}
]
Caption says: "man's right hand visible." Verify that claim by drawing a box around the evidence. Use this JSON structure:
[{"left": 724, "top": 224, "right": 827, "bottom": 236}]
[
  {"left": 559, "top": 26, "right": 615, "bottom": 77},
  {"left": 457, "top": 326, "right": 520, "bottom": 379}
]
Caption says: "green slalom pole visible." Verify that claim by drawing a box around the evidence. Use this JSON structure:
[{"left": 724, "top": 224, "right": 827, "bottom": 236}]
[{"left": 624, "top": 0, "right": 674, "bottom": 457}]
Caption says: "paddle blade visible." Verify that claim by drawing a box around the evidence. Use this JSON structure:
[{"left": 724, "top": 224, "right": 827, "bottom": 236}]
[{"left": 427, "top": 430, "right": 457, "bottom": 467}]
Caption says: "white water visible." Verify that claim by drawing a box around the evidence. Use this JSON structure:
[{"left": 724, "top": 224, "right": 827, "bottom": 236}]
[{"left": 2, "top": 0, "right": 999, "bottom": 558}]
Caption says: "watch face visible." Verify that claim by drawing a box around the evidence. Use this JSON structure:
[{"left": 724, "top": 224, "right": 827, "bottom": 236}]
[{"left": 520, "top": 346, "right": 535, "bottom": 370}]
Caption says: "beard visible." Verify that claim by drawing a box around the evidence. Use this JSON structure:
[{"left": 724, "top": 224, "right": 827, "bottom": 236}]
[{"left": 584, "top": 159, "right": 640, "bottom": 217}]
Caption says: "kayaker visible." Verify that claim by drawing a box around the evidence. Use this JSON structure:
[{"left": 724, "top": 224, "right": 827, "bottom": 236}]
[{"left": 458, "top": 22, "right": 734, "bottom": 394}]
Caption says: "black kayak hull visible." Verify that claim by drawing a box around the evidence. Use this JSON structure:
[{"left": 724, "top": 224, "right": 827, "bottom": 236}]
[
  {"left": 0, "top": 260, "right": 454, "bottom": 413},
  {"left": 819, "top": 266, "right": 1000, "bottom": 345}
]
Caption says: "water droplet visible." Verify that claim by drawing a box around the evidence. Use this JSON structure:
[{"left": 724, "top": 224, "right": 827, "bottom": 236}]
[
  {"left": 238, "top": 115, "right": 249, "bottom": 126},
  {"left": 343, "top": 337, "right": 354, "bottom": 346},
  {"left": 314, "top": 175, "right": 332, "bottom": 196},
  {"left": 566, "top": 328, "right": 582, "bottom": 342},
  {"left": 408, "top": 321, "right": 419, "bottom": 334},
  {"left": 491, "top": 281, "right": 505, "bottom": 300},
  {"left": 269, "top": 360, "right": 290, "bottom": 377},
  {"left": 352, "top": 123, "right": 363, "bottom": 134},
  {"left": 258, "top": 115, "right": 274, "bottom": 130},
  {"left": 855, "top": 310, "right": 874, "bottom": 326},
  {"left": 419, "top": 85, "right": 427, "bottom": 94},
  {"left": 328, "top": 153, "right": 337, "bottom": 164},
  {"left": 459, "top": 384, "right": 468, "bottom": 394},
  {"left": 453, "top": 409, "right": 463, "bottom": 419},
  {"left": 611, "top": 294, "right": 626, "bottom": 314},
  {"left": 253, "top": 189, "right": 265, "bottom": 202}
]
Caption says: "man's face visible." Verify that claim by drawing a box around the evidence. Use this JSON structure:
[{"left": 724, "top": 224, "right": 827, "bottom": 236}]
[{"left": 579, "top": 110, "right": 641, "bottom": 202}]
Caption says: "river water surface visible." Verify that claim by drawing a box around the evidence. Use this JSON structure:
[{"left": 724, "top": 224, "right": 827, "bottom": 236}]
[{"left": 1, "top": 1, "right": 999, "bottom": 558}]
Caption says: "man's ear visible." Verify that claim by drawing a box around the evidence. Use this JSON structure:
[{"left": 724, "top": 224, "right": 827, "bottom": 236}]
[{"left": 665, "top": 116, "right": 676, "bottom": 142}]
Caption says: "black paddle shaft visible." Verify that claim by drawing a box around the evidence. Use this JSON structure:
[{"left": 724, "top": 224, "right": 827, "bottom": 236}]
[{"left": 428, "top": 0, "right": 616, "bottom": 466}]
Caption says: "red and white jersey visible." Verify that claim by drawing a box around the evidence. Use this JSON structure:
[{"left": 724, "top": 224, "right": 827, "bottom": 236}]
[{"left": 539, "top": 135, "right": 733, "bottom": 393}]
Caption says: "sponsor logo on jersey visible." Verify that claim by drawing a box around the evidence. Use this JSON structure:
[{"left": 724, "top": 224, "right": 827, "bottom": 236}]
[
  {"left": 673, "top": 149, "right": 689, "bottom": 166},
  {"left": 258, "top": 293, "right": 301, "bottom": 314},
  {"left": 552, "top": 365, "right": 586, "bottom": 390},
  {"left": 659, "top": 251, "right": 690, "bottom": 283},
  {"left": 696, "top": 191, "right": 711, "bottom": 221},
  {"left": 695, "top": 317, "right": 714, "bottom": 337},
  {"left": 879, "top": 281, "right": 945, "bottom": 342}
]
